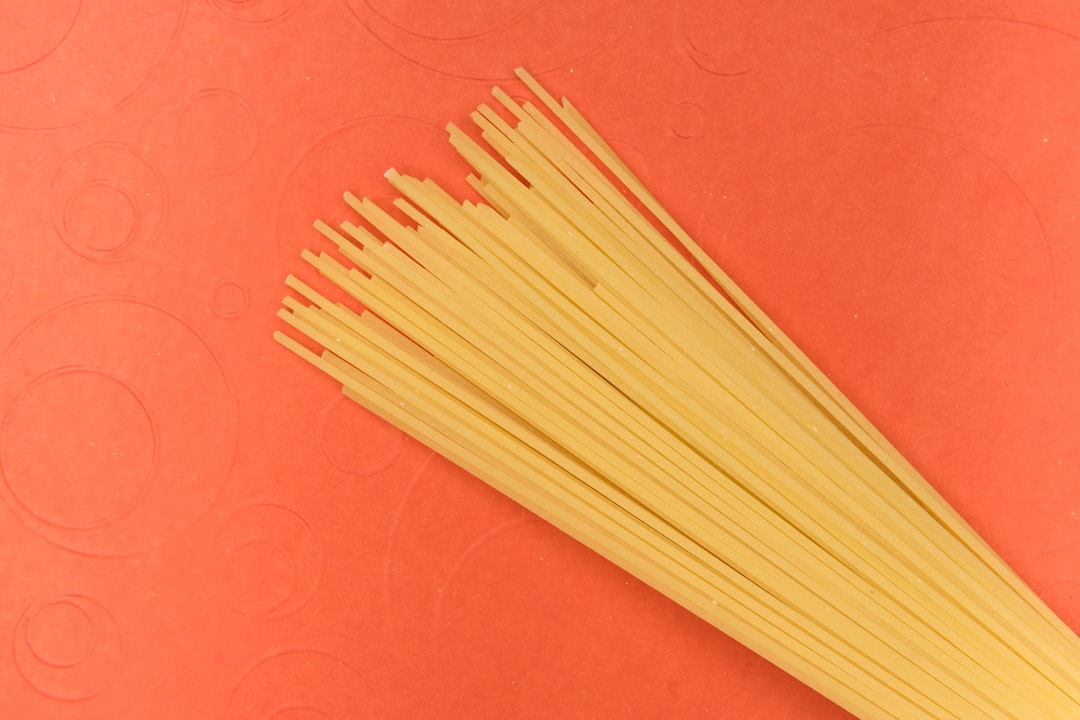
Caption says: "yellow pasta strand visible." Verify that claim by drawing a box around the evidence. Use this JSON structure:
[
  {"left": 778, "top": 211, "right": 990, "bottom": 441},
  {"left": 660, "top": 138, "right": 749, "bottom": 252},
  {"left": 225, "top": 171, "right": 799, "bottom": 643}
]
[{"left": 275, "top": 69, "right": 1080, "bottom": 720}]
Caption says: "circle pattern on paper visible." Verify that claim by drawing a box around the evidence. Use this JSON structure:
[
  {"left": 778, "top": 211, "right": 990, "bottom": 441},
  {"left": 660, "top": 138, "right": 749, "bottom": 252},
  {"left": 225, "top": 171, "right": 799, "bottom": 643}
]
[
  {"left": 3, "top": 367, "right": 156, "bottom": 529},
  {"left": 0, "top": 0, "right": 81, "bottom": 74},
  {"left": 0, "top": 296, "right": 237, "bottom": 556},
  {"left": 225, "top": 650, "right": 385, "bottom": 719},
  {"left": 670, "top": 101, "right": 705, "bottom": 140},
  {"left": 343, "top": 0, "right": 628, "bottom": 79},
  {"left": 319, "top": 393, "right": 404, "bottom": 476},
  {"left": 0, "top": 0, "right": 184, "bottom": 130},
  {"left": 383, "top": 456, "right": 700, "bottom": 714},
  {"left": 430, "top": 519, "right": 650, "bottom": 686},
  {"left": 216, "top": 503, "right": 325, "bottom": 618},
  {"left": 211, "top": 280, "right": 250, "bottom": 319},
  {"left": 275, "top": 114, "right": 459, "bottom": 269},
  {"left": 50, "top": 143, "right": 166, "bottom": 263},
  {"left": 0, "top": 248, "right": 13, "bottom": 304},
  {"left": 696, "top": 125, "right": 1052, "bottom": 420},
  {"left": 361, "top": 0, "right": 531, "bottom": 41},
  {"left": 14, "top": 593, "right": 123, "bottom": 701},
  {"left": 177, "top": 89, "right": 258, "bottom": 173},
  {"left": 209, "top": 0, "right": 303, "bottom": 25},
  {"left": 382, "top": 454, "right": 527, "bottom": 643},
  {"left": 674, "top": 0, "right": 759, "bottom": 76}
]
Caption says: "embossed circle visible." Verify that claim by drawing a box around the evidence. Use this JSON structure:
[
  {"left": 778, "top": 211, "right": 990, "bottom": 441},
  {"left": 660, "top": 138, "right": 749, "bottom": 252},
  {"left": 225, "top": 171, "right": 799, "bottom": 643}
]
[
  {"left": 0, "top": 248, "right": 13, "bottom": 303},
  {"left": 211, "top": 280, "right": 249, "bottom": 319},
  {"left": 25, "top": 599, "right": 95, "bottom": 667},
  {"left": 670, "top": 101, "right": 705, "bottom": 140},
  {"left": 674, "top": 0, "right": 758, "bottom": 76},
  {"left": 386, "top": 455, "right": 669, "bottom": 711},
  {"left": 696, "top": 126, "right": 1053, "bottom": 423},
  {"left": 361, "top": 0, "right": 532, "bottom": 41},
  {"left": 382, "top": 454, "right": 526, "bottom": 643},
  {"left": 343, "top": 0, "right": 627, "bottom": 79},
  {"left": 50, "top": 143, "right": 166, "bottom": 263},
  {"left": 0, "top": 296, "right": 237, "bottom": 556},
  {"left": 63, "top": 180, "right": 137, "bottom": 252},
  {"left": 319, "top": 393, "right": 404, "bottom": 476},
  {"left": 225, "top": 650, "right": 385, "bottom": 719},
  {"left": 270, "top": 710, "right": 333, "bottom": 720},
  {"left": 0, "top": 1, "right": 184, "bottom": 130},
  {"left": 177, "top": 89, "right": 258, "bottom": 172},
  {"left": 431, "top": 516, "right": 636, "bottom": 679},
  {"left": 209, "top": 0, "right": 303, "bottom": 25},
  {"left": 1, "top": 367, "right": 157, "bottom": 529},
  {"left": 275, "top": 114, "right": 460, "bottom": 269},
  {"left": 14, "top": 593, "right": 122, "bottom": 700},
  {"left": 0, "top": 0, "right": 81, "bottom": 74},
  {"left": 216, "top": 503, "right": 324, "bottom": 618}
]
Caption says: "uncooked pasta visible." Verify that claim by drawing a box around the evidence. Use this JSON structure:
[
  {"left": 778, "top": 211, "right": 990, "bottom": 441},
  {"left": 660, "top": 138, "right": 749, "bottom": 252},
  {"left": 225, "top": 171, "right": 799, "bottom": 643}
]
[{"left": 275, "top": 68, "right": 1080, "bottom": 720}]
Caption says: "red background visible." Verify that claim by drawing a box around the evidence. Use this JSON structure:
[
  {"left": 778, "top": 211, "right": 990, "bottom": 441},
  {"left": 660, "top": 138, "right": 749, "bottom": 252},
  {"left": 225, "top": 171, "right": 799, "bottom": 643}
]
[{"left": 1, "top": 1, "right": 1078, "bottom": 718}]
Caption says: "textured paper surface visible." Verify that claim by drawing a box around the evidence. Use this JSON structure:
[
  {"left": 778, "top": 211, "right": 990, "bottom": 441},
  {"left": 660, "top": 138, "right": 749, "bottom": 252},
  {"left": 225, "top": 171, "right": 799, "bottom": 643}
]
[{"left": 1, "top": 1, "right": 1078, "bottom": 717}]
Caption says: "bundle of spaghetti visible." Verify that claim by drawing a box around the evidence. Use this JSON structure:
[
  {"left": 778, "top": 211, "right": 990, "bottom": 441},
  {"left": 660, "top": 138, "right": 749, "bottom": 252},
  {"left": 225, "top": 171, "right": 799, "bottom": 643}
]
[{"left": 275, "top": 69, "right": 1080, "bottom": 720}]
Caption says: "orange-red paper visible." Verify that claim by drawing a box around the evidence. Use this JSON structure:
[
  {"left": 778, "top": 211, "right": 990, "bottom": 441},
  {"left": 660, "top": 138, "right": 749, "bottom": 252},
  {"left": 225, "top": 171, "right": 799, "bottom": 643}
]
[{"left": 1, "top": 1, "right": 1078, "bottom": 718}]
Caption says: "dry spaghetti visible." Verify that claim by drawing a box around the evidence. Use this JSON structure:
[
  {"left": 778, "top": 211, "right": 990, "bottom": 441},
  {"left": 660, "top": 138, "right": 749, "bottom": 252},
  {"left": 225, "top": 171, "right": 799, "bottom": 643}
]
[{"left": 275, "top": 68, "right": 1080, "bottom": 720}]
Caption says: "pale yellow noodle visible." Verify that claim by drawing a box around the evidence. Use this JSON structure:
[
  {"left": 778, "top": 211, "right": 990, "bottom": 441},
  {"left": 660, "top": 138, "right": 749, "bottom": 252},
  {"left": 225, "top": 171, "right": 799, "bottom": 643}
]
[{"left": 274, "top": 69, "right": 1080, "bottom": 720}]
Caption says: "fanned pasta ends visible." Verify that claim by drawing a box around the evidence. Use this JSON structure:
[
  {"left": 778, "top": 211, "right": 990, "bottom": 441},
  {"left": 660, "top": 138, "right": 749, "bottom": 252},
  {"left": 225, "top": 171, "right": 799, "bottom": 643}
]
[{"left": 276, "top": 68, "right": 1080, "bottom": 720}]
